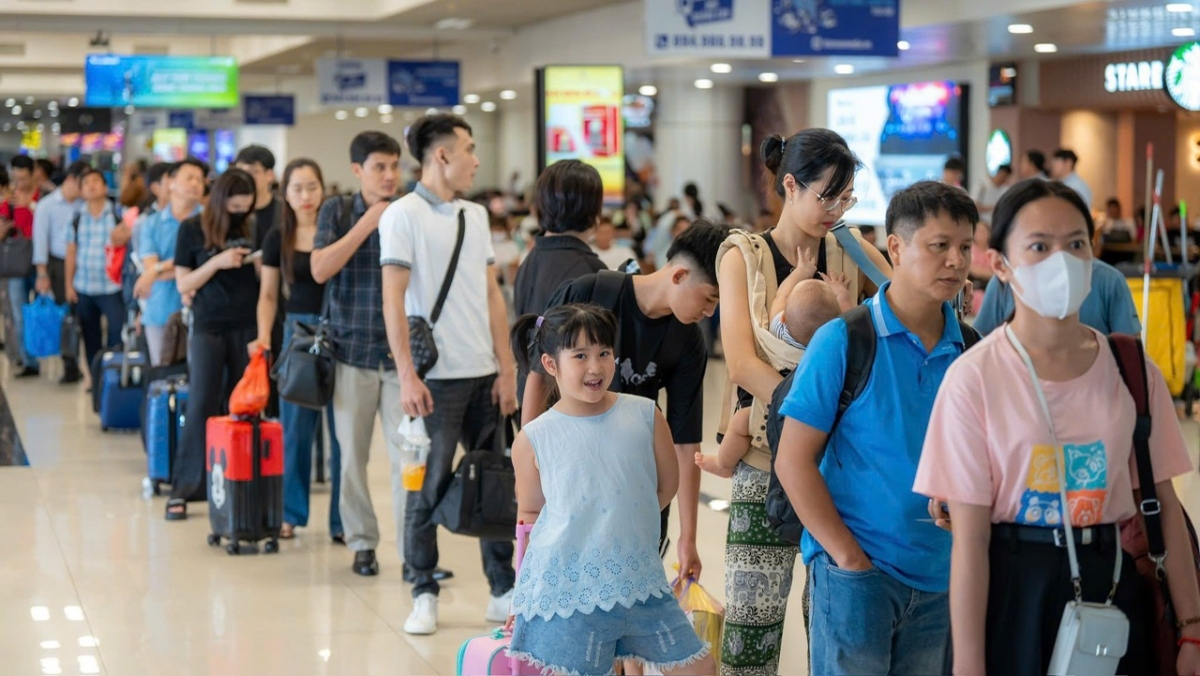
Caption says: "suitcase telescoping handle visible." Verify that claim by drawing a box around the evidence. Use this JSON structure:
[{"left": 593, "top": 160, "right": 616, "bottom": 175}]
[{"left": 515, "top": 522, "right": 533, "bottom": 574}]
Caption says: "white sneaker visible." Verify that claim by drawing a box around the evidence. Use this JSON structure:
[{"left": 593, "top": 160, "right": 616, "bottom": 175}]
[
  {"left": 485, "top": 589, "right": 513, "bottom": 624},
  {"left": 404, "top": 593, "right": 438, "bottom": 635}
]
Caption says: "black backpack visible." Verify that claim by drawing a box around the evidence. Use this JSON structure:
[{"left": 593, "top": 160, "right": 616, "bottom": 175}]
[{"left": 763, "top": 305, "right": 981, "bottom": 544}]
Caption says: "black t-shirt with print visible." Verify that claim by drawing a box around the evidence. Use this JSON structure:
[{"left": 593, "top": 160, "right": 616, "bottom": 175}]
[
  {"left": 174, "top": 216, "right": 260, "bottom": 333},
  {"left": 547, "top": 272, "right": 707, "bottom": 445}
]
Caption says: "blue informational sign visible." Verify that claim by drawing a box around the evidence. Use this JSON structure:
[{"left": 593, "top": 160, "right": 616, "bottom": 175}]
[
  {"left": 771, "top": 0, "right": 899, "bottom": 57},
  {"left": 645, "top": 0, "right": 899, "bottom": 58},
  {"left": 84, "top": 55, "right": 240, "bottom": 108},
  {"left": 243, "top": 95, "right": 295, "bottom": 125},
  {"left": 168, "top": 111, "right": 195, "bottom": 130},
  {"left": 387, "top": 61, "right": 460, "bottom": 107}
]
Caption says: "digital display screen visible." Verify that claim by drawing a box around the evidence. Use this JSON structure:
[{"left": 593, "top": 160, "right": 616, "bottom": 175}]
[
  {"left": 537, "top": 65, "right": 625, "bottom": 204},
  {"left": 85, "top": 55, "right": 239, "bottom": 109},
  {"left": 214, "top": 129, "right": 236, "bottom": 174},
  {"left": 827, "top": 80, "right": 970, "bottom": 226},
  {"left": 152, "top": 128, "right": 187, "bottom": 163},
  {"left": 188, "top": 131, "right": 211, "bottom": 162}
]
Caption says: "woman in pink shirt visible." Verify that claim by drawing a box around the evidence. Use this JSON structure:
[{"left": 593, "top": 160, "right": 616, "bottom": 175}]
[{"left": 915, "top": 179, "right": 1200, "bottom": 675}]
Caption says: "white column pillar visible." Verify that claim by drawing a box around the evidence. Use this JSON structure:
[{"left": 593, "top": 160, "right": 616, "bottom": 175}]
[{"left": 653, "top": 79, "right": 746, "bottom": 219}]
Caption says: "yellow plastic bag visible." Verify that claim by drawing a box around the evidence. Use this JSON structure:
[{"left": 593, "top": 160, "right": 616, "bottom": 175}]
[{"left": 674, "top": 577, "right": 724, "bottom": 663}]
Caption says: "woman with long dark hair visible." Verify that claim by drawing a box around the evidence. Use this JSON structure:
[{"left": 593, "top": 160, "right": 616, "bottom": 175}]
[
  {"left": 251, "top": 159, "right": 343, "bottom": 542},
  {"left": 715, "top": 129, "right": 891, "bottom": 674},
  {"left": 166, "top": 169, "right": 260, "bottom": 520},
  {"left": 915, "top": 179, "right": 1200, "bottom": 674}
]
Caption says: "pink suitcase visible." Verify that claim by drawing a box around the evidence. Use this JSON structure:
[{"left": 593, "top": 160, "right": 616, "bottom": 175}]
[{"left": 457, "top": 524, "right": 540, "bottom": 676}]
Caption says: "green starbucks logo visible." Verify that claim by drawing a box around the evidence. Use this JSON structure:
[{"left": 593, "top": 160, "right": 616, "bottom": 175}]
[{"left": 1166, "top": 41, "right": 1200, "bottom": 111}]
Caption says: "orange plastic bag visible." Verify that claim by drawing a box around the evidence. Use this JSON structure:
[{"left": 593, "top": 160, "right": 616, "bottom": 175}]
[{"left": 230, "top": 347, "right": 270, "bottom": 417}]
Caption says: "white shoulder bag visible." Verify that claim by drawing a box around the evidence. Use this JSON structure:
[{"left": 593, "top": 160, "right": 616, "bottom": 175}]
[{"left": 1007, "top": 326, "right": 1129, "bottom": 676}]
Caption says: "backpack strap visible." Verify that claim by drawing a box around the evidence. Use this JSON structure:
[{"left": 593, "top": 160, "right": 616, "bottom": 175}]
[
  {"left": 1109, "top": 334, "right": 1165, "bottom": 570},
  {"left": 836, "top": 305, "right": 877, "bottom": 432},
  {"left": 960, "top": 321, "right": 982, "bottom": 350},
  {"left": 592, "top": 269, "right": 626, "bottom": 310},
  {"left": 339, "top": 195, "right": 355, "bottom": 232}
]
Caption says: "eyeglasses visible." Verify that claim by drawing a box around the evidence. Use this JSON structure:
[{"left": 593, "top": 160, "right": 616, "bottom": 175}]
[{"left": 799, "top": 181, "right": 858, "bottom": 213}]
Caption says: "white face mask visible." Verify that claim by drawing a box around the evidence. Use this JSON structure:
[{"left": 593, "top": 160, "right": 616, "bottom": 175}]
[{"left": 1004, "top": 251, "right": 1093, "bottom": 320}]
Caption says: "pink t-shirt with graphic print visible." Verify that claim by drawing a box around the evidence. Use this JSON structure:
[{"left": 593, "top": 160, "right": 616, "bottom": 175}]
[{"left": 914, "top": 326, "right": 1193, "bottom": 527}]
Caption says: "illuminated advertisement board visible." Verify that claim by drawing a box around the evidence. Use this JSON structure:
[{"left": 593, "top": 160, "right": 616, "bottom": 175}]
[
  {"left": 85, "top": 55, "right": 239, "bottom": 108},
  {"left": 537, "top": 65, "right": 625, "bottom": 204}
]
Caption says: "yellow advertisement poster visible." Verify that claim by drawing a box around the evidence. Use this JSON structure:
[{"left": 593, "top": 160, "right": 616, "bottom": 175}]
[{"left": 542, "top": 65, "right": 625, "bottom": 203}]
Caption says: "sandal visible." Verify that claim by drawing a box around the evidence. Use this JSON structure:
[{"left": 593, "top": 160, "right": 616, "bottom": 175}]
[
  {"left": 279, "top": 523, "right": 295, "bottom": 539},
  {"left": 165, "top": 499, "right": 187, "bottom": 521}
]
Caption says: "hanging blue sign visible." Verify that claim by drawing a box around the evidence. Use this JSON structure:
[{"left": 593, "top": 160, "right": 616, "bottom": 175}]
[
  {"left": 243, "top": 95, "right": 295, "bottom": 125},
  {"left": 387, "top": 61, "right": 460, "bottom": 107},
  {"left": 771, "top": 0, "right": 899, "bottom": 57},
  {"left": 168, "top": 111, "right": 195, "bottom": 130}
]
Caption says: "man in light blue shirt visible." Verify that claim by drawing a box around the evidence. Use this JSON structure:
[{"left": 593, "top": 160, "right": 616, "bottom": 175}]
[
  {"left": 775, "top": 181, "right": 979, "bottom": 676},
  {"left": 32, "top": 160, "right": 87, "bottom": 383},
  {"left": 973, "top": 257, "right": 1141, "bottom": 336},
  {"left": 133, "top": 159, "right": 204, "bottom": 366}
]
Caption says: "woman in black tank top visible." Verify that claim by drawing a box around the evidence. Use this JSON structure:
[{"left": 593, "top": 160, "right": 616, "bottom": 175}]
[{"left": 714, "top": 129, "right": 891, "bottom": 675}]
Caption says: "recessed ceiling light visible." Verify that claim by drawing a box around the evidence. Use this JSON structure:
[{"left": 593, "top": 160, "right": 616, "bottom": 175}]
[
  {"left": 4, "top": 98, "right": 13, "bottom": 107},
  {"left": 377, "top": 104, "right": 393, "bottom": 115},
  {"left": 452, "top": 105, "right": 467, "bottom": 115},
  {"left": 499, "top": 90, "right": 517, "bottom": 100},
  {"left": 792, "top": 58, "right": 806, "bottom": 63},
  {"left": 32, "top": 110, "right": 42, "bottom": 119},
  {"left": 694, "top": 78, "right": 714, "bottom": 89},
  {"left": 480, "top": 101, "right": 497, "bottom": 112},
  {"left": 380, "top": 113, "right": 393, "bottom": 123},
  {"left": 758, "top": 72, "right": 779, "bottom": 83},
  {"left": 425, "top": 107, "right": 439, "bottom": 115},
  {"left": 51, "top": 123, "right": 60, "bottom": 133},
  {"left": 1034, "top": 42, "right": 1058, "bottom": 52},
  {"left": 834, "top": 64, "right": 855, "bottom": 74},
  {"left": 897, "top": 40, "right": 911, "bottom": 51},
  {"left": 24, "top": 96, "right": 33, "bottom": 105},
  {"left": 434, "top": 17, "right": 473, "bottom": 30},
  {"left": 638, "top": 85, "right": 658, "bottom": 96},
  {"left": 463, "top": 93, "right": 481, "bottom": 104},
  {"left": 36, "top": 123, "right": 43, "bottom": 132},
  {"left": 67, "top": 97, "right": 79, "bottom": 107},
  {"left": 334, "top": 110, "right": 348, "bottom": 120},
  {"left": 1167, "top": 3, "right": 1193, "bottom": 12},
  {"left": 11, "top": 105, "right": 21, "bottom": 115},
  {"left": 47, "top": 100, "right": 57, "bottom": 110},
  {"left": 1173, "top": 26, "right": 1197, "bottom": 36},
  {"left": 1008, "top": 23, "right": 1034, "bottom": 34},
  {"left": 710, "top": 63, "right": 733, "bottom": 74},
  {"left": 354, "top": 107, "right": 368, "bottom": 118},
  {"left": 2, "top": 124, "right": 10, "bottom": 132}
]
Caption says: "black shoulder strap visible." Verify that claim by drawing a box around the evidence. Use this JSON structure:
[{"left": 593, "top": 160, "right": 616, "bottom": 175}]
[
  {"left": 835, "top": 305, "right": 877, "bottom": 431},
  {"left": 429, "top": 209, "right": 466, "bottom": 325},
  {"left": 339, "top": 195, "right": 355, "bottom": 232},
  {"left": 1109, "top": 334, "right": 1165, "bottom": 563},
  {"left": 592, "top": 270, "right": 627, "bottom": 310},
  {"left": 959, "top": 321, "right": 982, "bottom": 351},
  {"left": 72, "top": 210, "right": 80, "bottom": 235}
]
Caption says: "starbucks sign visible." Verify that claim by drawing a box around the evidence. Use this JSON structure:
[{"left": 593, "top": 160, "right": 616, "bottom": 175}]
[{"left": 1166, "top": 41, "right": 1200, "bottom": 111}]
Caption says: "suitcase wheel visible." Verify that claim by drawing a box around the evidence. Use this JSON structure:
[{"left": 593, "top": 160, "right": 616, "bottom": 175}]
[
  {"left": 264, "top": 539, "right": 279, "bottom": 554},
  {"left": 207, "top": 533, "right": 221, "bottom": 547},
  {"left": 226, "top": 543, "right": 241, "bottom": 556}
]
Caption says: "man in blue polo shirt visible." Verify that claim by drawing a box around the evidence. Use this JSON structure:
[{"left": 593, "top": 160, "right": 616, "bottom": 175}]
[{"left": 775, "top": 180, "right": 979, "bottom": 675}]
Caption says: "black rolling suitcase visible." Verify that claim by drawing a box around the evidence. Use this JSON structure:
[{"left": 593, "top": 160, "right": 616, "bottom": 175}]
[{"left": 205, "top": 415, "right": 284, "bottom": 555}]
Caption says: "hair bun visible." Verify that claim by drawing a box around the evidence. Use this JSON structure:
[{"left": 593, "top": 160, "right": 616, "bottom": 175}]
[{"left": 761, "top": 134, "right": 786, "bottom": 174}]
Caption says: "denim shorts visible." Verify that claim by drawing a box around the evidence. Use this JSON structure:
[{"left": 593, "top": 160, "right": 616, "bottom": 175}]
[{"left": 509, "top": 592, "right": 708, "bottom": 675}]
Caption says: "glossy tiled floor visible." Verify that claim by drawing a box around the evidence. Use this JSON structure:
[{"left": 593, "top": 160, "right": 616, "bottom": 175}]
[
  {"left": 6, "top": 355, "right": 1200, "bottom": 676},
  {"left": 0, "top": 356, "right": 811, "bottom": 676}
]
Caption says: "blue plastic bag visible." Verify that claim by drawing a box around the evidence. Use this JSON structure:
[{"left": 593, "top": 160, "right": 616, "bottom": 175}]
[{"left": 22, "top": 295, "right": 67, "bottom": 358}]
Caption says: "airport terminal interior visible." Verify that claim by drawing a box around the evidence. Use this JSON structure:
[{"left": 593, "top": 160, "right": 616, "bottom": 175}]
[{"left": 5, "top": 0, "right": 1200, "bottom": 674}]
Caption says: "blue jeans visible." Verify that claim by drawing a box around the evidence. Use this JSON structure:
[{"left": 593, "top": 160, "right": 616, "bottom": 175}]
[
  {"left": 7, "top": 274, "right": 35, "bottom": 366},
  {"left": 280, "top": 314, "right": 343, "bottom": 534},
  {"left": 808, "top": 552, "right": 950, "bottom": 676}
]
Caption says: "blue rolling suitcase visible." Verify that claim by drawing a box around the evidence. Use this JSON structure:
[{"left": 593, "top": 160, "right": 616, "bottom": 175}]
[
  {"left": 98, "top": 349, "right": 147, "bottom": 431},
  {"left": 144, "top": 376, "right": 187, "bottom": 495}
]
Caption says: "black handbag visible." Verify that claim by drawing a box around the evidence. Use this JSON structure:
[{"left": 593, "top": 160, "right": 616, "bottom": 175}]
[
  {"left": 0, "top": 235, "right": 32, "bottom": 278},
  {"left": 431, "top": 415, "right": 517, "bottom": 540},
  {"left": 60, "top": 309, "right": 80, "bottom": 360},
  {"left": 409, "top": 210, "right": 466, "bottom": 379},
  {"left": 272, "top": 317, "right": 337, "bottom": 410}
]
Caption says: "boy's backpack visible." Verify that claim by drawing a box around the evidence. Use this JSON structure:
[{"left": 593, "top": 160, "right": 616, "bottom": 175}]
[{"left": 763, "top": 304, "right": 981, "bottom": 545}]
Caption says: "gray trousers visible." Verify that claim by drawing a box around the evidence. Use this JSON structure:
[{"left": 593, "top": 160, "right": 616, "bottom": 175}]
[{"left": 332, "top": 361, "right": 406, "bottom": 556}]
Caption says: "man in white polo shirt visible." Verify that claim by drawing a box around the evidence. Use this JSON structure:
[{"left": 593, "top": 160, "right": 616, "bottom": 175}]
[{"left": 379, "top": 113, "right": 518, "bottom": 636}]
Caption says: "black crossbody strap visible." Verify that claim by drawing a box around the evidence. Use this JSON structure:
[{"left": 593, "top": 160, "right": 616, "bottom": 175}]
[
  {"left": 1109, "top": 335, "right": 1166, "bottom": 564},
  {"left": 429, "top": 209, "right": 466, "bottom": 326}
]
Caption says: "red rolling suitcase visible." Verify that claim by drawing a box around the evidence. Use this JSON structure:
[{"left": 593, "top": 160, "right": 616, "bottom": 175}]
[{"left": 205, "top": 416, "right": 284, "bottom": 555}]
